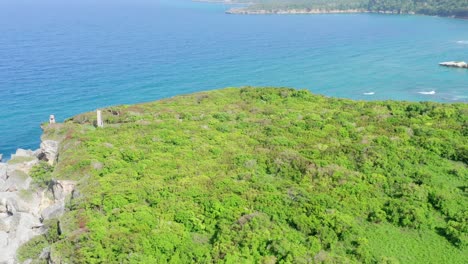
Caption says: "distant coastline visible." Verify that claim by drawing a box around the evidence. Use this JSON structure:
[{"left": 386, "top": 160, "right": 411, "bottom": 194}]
[
  {"left": 225, "top": 8, "right": 416, "bottom": 15},
  {"left": 226, "top": 8, "right": 368, "bottom": 15},
  {"left": 226, "top": 8, "right": 416, "bottom": 15},
  {"left": 225, "top": 7, "right": 468, "bottom": 19},
  {"left": 194, "top": 0, "right": 468, "bottom": 19},
  {"left": 225, "top": 8, "right": 468, "bottom": 19},
  {"left": 192, "top": 0, "right": 246, "bottom": 5}
]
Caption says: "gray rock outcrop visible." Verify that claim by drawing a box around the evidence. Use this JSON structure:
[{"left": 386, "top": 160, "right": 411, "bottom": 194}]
[
  {"left": 0, "top": 139, "right": 74, "bottom": 264},
  {"left": 11, "top": 150, "right": 35, "bottom": 159},
  {"left": 39, "top": 140, "right": 59, "bottom": 165},
  {"left": 0, "top": 152, "right": 42, "bottom": 264},
  {"left": 0, "top": 163, "right": 7, "bottom": 181},
  {"left": 1, "top": 171, "right": 32, "bottom": 192}
]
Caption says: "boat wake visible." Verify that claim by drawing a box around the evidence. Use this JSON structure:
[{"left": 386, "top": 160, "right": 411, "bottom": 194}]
[
  {"left": 418, "top": 91, "right": 436, "bottom": 95},
  {"left": 456, "top": 40, "right": 468, "bottom": 44},
  {"left": 363, "top": 92, "right": 375, "bottom": 95}
]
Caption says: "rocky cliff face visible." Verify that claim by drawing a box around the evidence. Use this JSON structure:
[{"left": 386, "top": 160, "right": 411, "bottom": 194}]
[{"left": 0, "top": 140, "right": 74, "bottom": 264}]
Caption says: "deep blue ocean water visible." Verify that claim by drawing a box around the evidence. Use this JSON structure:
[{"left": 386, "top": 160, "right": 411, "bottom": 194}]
[{"left": 0, "top": 0, "right": 467, "bottom": 159}]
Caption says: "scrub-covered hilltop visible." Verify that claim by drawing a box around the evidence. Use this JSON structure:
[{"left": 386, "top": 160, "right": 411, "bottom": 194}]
[
  {"left": 20, "top": 88, "right": 467, "bottom": 263},
  {"left": 224, "top": 0, "right": 468, "bottom": 18}
]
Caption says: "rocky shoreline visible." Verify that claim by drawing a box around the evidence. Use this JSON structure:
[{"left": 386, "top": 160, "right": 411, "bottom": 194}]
[{"left": 0, "top": 138, "right": 74, "bottom": 264}]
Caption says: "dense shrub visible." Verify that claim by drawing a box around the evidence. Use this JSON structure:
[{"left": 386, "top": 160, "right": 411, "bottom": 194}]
[{"left": 31, "top": 87, "right": 467, "bottom": 263}]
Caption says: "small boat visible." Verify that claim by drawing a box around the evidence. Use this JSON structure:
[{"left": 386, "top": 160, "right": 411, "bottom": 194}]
[{"left": 439, "top": 61, "right": 468, "bottom": 68}]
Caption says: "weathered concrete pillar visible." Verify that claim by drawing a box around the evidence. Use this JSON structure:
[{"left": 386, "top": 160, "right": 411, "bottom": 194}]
[
  {"left": 96, "top": 110, "right": 104, "bottom": 128},
  {"left": 49, "top": 115, "right": 56, "bottom": 124}
]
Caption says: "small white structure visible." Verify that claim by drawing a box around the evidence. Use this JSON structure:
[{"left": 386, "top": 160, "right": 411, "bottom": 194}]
[
  {"left": 49, "top": 115, "right": 56, "bottom": 124},
  {"left": 96, "top": 110, "right": 104, "bottom": 128}
]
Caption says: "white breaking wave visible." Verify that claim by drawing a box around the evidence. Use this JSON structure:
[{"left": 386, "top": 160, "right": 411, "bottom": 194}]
[
  {"left": 418, "top": 91, "right": 436, "bottom": 95},
  {"left": 451, "top": 95, "right": 468, "bottom": 101},
  {"left": 363, "top": 92, "right": 375, "bottom": 95},
  {"left": 456, "top": 40, "right": 468, "bottom": 44}
]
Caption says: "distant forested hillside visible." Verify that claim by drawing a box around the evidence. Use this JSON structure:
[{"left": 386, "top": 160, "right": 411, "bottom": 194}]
[
  {"left": 368, "top": 0, "right": 468, "bottom": 17},
  {"left": 19, "top": 88, "right": 467, "bottom": 263},
  {"left": 225, "top": 0, "right": 468, "bottom": 17}
]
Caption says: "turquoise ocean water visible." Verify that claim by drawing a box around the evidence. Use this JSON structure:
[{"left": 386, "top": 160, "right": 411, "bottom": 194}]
[{"left": 0, "top": 0, "right": 467, "bottom": 158}]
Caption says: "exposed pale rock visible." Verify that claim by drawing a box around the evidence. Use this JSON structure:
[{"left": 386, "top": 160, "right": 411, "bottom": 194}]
[
  {"left": 92, "top": 161, "right": 103, "bottom": 170},
  {"left": 0, "top": 148, "right": 65, "bottom": 263},
  {"left": 12, "top": 149, "right": 35, "bottom": 158},
  {"left": 0, "top": 163, "right": 6, "bottom": 181},
  {"left": 0, "top": 217, "right": 11, "bottom": 232},
  {"left": 5, "top": 198, "right": 18, "bottom": 215},
  {"left": 72, "top": 189, "right": 81, "bottom": 200},
  {"left": 0, "top": 137, "right": 70, "bottom": 263},
  {"left": 0, "top": 231, "right": 8, "bottom": 247},
  {"left": 41, "top": 203, "right": 65, "bottom": 221},
  {"left": 42, "top": 180, "right": 76, "bottom": 220},
  {"left": 1, "top": 193, "right": 40, "bottom": 216},
  {"left": 52, "top": 180, "right": 76, "bottom": 201},
  {"left": 6, "top": 157, "right": 39, "bottom": 177},
  {"left": 33, "top": 149, "right": 42, "bottom": 157},
  {"left": 37, "top": 191, "right": 55, "bottom": 214},
  {"left": 39, "top": 140, "right": 59, "bottom": 165},
  {"left": 0, "top": 199, "right": 7, "bottom": 214},
  {"left": 9, "top": 212, "right": 43, "bottom": 245},
  {"left": 39, "top": 247, "right": 51, "bottom": 260},
  {"left": 1, "top": 171, "right": 31, "bottom": 192}
]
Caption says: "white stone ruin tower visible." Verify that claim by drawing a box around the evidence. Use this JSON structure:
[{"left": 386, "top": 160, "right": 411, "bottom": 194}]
[{"left": 96, "top": 110, "right": 104, "bottom": 128}]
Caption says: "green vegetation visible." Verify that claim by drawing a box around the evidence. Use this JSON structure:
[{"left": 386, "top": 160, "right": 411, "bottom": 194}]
[
  {"left": 29, "top": 161, "right": 54, "bottom": 187},
  {"left": 367, "top": 0, "right": 468, "bottom": 17},
  {"left": 228, "top": 0, "right": 468, "bottom": 17},
  {"left": 17, "top": 235, "right": 49, "bottom": 263},
  {"left": 18, "top": 219, "right": 62, "bottom": 264},
  {"left": 24, "top": 88, "right": 467, "bottom": 263}
]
